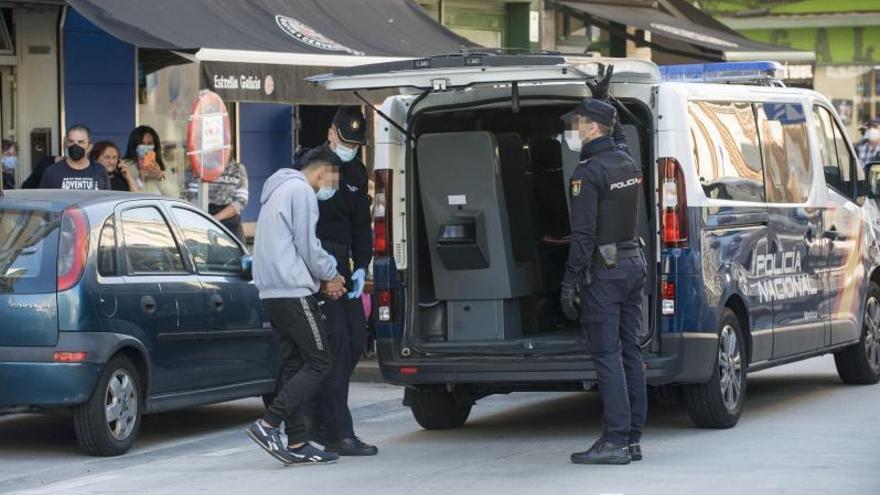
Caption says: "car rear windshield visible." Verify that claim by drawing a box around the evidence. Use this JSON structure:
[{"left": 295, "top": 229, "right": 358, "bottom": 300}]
[{"left": 0, "top": 208, "right": 60, "bottom": 294}]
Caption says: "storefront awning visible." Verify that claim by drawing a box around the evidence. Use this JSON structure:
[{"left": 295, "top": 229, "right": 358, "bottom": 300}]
[
  {"left": 553, "top": 0, "right": 815, "bottom": 63},
  {"left": 67, "top": 0, "right": 475, "bottom": 103}
]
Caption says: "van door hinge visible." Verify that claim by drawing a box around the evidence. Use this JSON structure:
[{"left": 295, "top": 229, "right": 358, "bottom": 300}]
[{"left": 431, "top": 78, "right": 448, "bottom": 91}]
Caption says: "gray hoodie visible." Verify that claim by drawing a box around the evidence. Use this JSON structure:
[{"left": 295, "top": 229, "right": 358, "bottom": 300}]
[{"left": 253, "top": 168, "right": 337, "bottom": 299}]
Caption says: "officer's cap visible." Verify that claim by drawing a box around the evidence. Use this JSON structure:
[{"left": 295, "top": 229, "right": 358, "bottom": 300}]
[
  {"left": 332, "top": 107, "right": 367, "bottom": 145},
  {"left": 561, "top": 98, "right": 616, "bottom": 128}
]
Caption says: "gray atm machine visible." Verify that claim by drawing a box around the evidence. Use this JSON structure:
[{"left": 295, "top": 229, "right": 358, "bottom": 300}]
[{"left": 417, "top": 131, "right": 537, "bottom": 341}]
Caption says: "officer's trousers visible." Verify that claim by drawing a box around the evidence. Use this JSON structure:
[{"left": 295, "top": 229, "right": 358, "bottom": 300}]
[
  {"left": 580, "top": 257, "right": 647, "bottom": 446},
  {"left": 316, "top": 296, "right": 367, "bottom": 442}
]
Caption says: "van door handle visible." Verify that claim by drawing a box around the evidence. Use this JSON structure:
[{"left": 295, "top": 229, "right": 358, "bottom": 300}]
[
  {"left": 140, "top": 295, "right": 156, "bottom": 315},
  {"left": 210, "top": 293, "right": 224, "bottom": 313},
  {"left": 823, "top": 227, "right": 840, "bottom": 241}
]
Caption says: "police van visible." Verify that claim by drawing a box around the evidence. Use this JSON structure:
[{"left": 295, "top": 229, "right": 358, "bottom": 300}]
[{"left": 311, "top": 55, "right": 880, "bottom": 429}]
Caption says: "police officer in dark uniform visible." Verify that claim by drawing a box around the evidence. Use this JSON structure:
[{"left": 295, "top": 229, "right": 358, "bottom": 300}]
[
  {"left": 560, "top": 68, "right": 647, "bottom": 465},
  {"left": 296, "top": 107, "right": 377, "bottom": 456}
]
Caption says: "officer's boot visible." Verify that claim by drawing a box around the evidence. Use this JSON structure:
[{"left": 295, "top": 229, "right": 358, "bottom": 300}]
[{"left": 570, "top": 437, "right": 631, "bottom": 465}]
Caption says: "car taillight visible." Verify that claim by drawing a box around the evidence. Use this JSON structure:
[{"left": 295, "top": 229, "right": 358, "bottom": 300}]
[
  {"left": 658, "top": 157, "right": 688, "bottom": 248},
  {"left": 57, "top": 207, "right": 89, "bottom": 292},
  {"left": 374, "top": 169, "right": 392, "bottom": 257},
  {"left": 377, "top": 288, "right": 395, "bottom": 322},
  {"left": 661, "top": 279, "right": 675, "bottom": 316}
]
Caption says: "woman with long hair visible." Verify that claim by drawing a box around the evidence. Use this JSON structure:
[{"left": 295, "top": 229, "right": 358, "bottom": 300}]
[
  {"left": 90, "top": 141, "right": 137, "bottom": 192},
  {"left": 121, "top": 125, "right": 179, "bottom": 197}
]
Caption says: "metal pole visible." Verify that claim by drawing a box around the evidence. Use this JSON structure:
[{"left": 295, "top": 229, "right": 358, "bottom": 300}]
[{"left": 199, "top": 178, "right": 209, "bottom": 212}]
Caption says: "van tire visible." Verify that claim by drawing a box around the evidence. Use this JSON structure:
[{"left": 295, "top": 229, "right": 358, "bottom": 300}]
[
  {"left": 834, "top": 282, "right": 880, "bottom": 385},
  {"left": 683, "top": 309, "right": 747, "bottom": 429},
  {"left": 406, "top": 388, "right": 472, "bottom": 430},
  {"left": 73, "top": 356, "right": 142, "bottom": 456}
]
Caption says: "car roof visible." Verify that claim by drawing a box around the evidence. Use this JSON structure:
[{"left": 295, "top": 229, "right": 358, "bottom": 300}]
[{"left": 0, "top": 190, "right": 183, "bottom": 211}]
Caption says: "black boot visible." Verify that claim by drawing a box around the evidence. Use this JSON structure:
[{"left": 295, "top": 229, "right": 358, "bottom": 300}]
[
  {"left": 628, "top": 442, "right": 642, "bottom": 461},
  {"left": 325, "top": 437, "right": 378, "bottom": 456},
  {"left": 571, "top": 438, "right": 631, "bottom": 465}
]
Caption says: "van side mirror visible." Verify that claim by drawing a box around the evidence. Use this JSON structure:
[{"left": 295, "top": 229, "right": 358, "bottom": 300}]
[
  {"left": 866, "top": 162, "right": 880, "bottom": 199},
  {"left": 241, "top": 255, "right": 253, "bottom": 280}
]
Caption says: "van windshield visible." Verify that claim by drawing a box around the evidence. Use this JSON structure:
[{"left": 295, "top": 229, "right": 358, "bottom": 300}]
[{"left": 0, "top": 208, "right": 60, "bottom": 294}]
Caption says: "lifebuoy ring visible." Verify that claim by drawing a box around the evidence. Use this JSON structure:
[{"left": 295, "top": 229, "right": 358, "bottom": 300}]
[{"left": 186, "top": 90, "right": 231, "bottom": 182}]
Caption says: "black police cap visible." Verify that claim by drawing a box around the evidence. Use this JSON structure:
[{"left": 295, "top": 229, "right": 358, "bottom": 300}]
[
  {"left": 332, "top": 107, "right": 367, "bottom": 145},
  {"left": 561, "top": 98, "right": 616, "bottom": 128}
]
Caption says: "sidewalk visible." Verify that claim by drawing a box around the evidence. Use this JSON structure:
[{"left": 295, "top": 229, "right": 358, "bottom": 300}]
[{"left": 352, "top": 355, "right": 384, "bottom": 383}]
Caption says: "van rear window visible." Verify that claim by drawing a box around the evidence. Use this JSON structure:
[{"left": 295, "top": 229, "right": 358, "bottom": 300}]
[
  {"left": 0, "top": 208, "right": 60, "bottom": 294},
  {"left": 689, "top": 101, "right": 765, "bottom": 202}
]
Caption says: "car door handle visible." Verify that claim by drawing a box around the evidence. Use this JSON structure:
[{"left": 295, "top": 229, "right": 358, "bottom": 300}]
[
  {"left": 140, "top": 295, "right": 156, "bottom": 315},
  {"left": 823, "top": 227, "right": 840, "bottom": 241},
  {"left": 210, "top": 293, "right": 224, "bottom": 313}
]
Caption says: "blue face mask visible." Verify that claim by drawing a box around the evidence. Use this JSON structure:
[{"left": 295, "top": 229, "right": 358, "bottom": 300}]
[
  {"left": 1, "top": 156, "right": 16, "bottom": 171},
  {"left": 136, "top": 144, "right": 155, "bottom": 158},
  {"left": 316, "top": 187, "right": 337, "bottom": 201},
  {"left": 333, "top": 143, "right": 357, "bottom": 163}
]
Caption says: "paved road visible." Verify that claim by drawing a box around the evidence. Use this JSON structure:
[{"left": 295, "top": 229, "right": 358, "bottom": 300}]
[{"left": 1, "top": 355, "right": 877, "bottom": 495}]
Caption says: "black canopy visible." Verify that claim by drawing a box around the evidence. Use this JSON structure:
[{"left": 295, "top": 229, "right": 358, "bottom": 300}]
[
  {"left": 553, "top": 0, "right": 814, "bottom": 63},
  {"left": 67, "top": 0, "right": 475, "bottom": 103}
]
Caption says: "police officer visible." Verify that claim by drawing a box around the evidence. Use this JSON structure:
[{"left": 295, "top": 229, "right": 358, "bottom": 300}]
[
  {"left": 560, "top": 67, "right": 647, "bottom": 465},
  {"left": 296, "top": 107, "right": 377, "bottom": 456}
]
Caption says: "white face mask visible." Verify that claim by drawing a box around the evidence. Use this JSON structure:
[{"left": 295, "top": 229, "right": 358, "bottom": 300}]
[
  {"left": 316, "top": 186, "right": 337, "bottom": 201},
  {"left": 333, "top": 143, "right": 357, "bottom": 162},
  {"left": 866, "top": 128, "right": 880, "bottom": 142},
  {"left": 564, "top": 130, "right": 583, "bottom": 152}
]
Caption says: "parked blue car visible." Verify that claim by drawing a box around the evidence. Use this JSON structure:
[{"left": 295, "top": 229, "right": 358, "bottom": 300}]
[{"left": 0, "top": 190, "right": 277, "bottom": 456}]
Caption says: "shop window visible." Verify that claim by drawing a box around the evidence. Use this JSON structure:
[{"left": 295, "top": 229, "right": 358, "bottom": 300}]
[
  {"left": 688, "top": 101, "right": 765, "bottom": 202},
  {"left": 756, "top": 103, "right": 812, "bottom": 204},
  {"left": 0, "top": 9, "right": 13, "bottom": 55}
]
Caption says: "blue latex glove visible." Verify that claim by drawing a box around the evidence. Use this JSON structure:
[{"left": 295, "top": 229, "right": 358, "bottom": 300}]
[{"left": 347, "top": 269, "right": 366, "bottom": 299}]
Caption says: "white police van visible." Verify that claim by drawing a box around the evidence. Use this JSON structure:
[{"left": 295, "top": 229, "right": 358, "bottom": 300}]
[{"left": 312, "top": 55, "right": 880, "bottom": 429}]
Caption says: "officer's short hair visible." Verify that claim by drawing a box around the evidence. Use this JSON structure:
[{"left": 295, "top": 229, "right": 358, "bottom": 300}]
[
  {"left": 584, "top": 117, "right": 612, "bottom": 137},
  {"left": 67, "top": 124, "right": 92, "bottom": 142},
  {"left": 299, "top": 150, "right": 336, "bottom": 172}
]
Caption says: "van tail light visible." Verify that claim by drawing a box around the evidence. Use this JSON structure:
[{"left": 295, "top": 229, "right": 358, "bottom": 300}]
[
  {"left": 377, "top": 288, "right": 396, "bottom": 322},
  {"left": 661, "top": 279, "right": 676, "bottom": 316},
  {"left": 57, "top": 207, "right": 90, "bottom": 292},
  {"left": 658, "top": 157, "right": 688, "bottom": 248},
  {"left": 374, "top": 169, "right": 392, "bottom": 257}
]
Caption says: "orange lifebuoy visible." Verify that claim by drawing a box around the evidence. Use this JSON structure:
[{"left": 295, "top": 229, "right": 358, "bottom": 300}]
[{"left": 186, "top": 90, "right": 231, "bottom": 182}]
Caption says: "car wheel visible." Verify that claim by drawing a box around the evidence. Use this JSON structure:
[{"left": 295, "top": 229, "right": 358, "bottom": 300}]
[
  {"left": 683, "top": 309, "right": 747, "bottom": 429},
  {"left": 834, "top": 282, "right": 880, "bottom": 385},
  {"left": 406, "top": 387, "right": 472, "bottom": 430},
  {"left": 73, "top": 356, "right": 141, "bottom": 456}
]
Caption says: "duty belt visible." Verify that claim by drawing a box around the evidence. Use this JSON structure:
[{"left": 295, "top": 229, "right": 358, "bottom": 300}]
[
  {"left": 321, "top": 240, "right": 350, "bottom": 260},
  {"left": 616, "top": 247, "right": 641, "bottom": 259}
]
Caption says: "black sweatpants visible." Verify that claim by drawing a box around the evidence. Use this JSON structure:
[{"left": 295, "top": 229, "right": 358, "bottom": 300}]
[{"left": 261, "top": 296, "right": 332, "bottom": 445}]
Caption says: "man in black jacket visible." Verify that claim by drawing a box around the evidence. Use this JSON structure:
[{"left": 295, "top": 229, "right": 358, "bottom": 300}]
[{"left": 296, "top": 107, "right": 376, "bottom": 456}]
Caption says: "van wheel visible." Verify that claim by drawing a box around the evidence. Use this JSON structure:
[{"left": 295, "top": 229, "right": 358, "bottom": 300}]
[
  {"left": 683, "top": 309, "right": 746, "bottom": 429},
  {"left": 834, "top": 282, "right": 880, "bottom": 385},
  {"left": 406, "top": 388, "right": 472, "bottom": 430},
  {"left": 73, "top": 356, "right": 141, "bottom": 456}
]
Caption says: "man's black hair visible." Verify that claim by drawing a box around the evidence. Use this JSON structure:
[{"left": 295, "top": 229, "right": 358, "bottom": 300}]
[
  {"left": 299, "top": 150, "right": 337, "bottom": 172},
  {"left": 67, "top": 124, "right": 92, "bottom": 141}
]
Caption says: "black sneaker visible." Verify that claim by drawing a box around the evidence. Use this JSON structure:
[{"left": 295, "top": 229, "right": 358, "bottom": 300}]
[
  {"left": 628, "top": 442, "right": 642, "bottom": 461},
  {"left": 286, "top": 442, "right": 339, "bottom": 466},
  {"left": 246, "top": 420, "right": 298, "bottom": 465},
  {"left": 325, "top": 437, "right": 378, "bottom": 456},
  {"left": 571, "top": 438, "right": 631, "bottom": 465}
]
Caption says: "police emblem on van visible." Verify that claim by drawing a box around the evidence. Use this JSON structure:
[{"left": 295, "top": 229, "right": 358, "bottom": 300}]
[{"left": 275, "top": 15, "right": 365, "bottom": 56}]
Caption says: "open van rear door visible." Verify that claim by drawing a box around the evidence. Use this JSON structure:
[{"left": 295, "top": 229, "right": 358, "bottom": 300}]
[{"left": 307, "top": 53, "right": 659, "bottom": 92}]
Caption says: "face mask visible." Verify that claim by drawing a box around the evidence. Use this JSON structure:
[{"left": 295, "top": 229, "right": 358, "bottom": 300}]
[
  {"left": 1, "top": 156, "right": 16, "bottom": 171},
  {"left": 866, "top": 128, "right": 880, "bottom": 142},
  {"left": 333, "top": 143, "right": 357, "bottom": 163},
  {"left": 68, "top": 144, "right": 86, "bottom": 161},
  {"left": 137, "top": 144, "right": 155, "bottom": 158},
  {"left": 316, "top": 186, "right": 337, "bottom": 201},
  {"left": 564, "top": 130, "right": 583, "bottom": 152}
]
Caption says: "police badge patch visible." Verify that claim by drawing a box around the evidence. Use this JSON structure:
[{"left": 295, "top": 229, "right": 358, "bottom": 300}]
[{"left": 570, "top": 179, "right": 582, "bottom": 197}]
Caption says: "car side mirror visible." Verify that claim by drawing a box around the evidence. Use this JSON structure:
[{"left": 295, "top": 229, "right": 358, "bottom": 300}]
[
  {"left": 866, "top": 162, "right": 880, "bottom": 199},
  {"left": 241, "top": 255, "right": 253, "bottom": 280}
]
